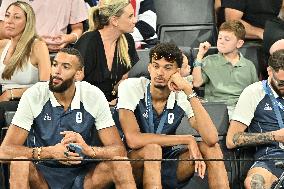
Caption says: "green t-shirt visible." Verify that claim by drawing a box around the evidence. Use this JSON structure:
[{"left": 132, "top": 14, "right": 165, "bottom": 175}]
[{"left": 201, "top": 53, "right": 258, "bottom": 106}]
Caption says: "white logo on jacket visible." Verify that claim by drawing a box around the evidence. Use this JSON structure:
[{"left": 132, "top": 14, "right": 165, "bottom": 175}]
[
  {"left": 143, "top": 111, "right": 148, "bottom": 118},
  {"left": 44, "top": 113, "right": 51, "bottom": 121},
  {"left": 168, "top": 113, "right": 174, "bottom": 124},
  {"left": 264, "top": 103, "right": 272, "bottom": 111},
  {"left": 76, "top": 112, "right": 82, "bottom": 123}
]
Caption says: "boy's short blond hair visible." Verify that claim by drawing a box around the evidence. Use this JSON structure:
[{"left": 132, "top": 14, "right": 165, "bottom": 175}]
[{"left": 219, "top": 20, "right": 246, "bottom": 40}]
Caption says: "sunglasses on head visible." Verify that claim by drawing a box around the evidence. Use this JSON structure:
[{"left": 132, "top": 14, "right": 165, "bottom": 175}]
[
  {"left": 152, "top": 52, "right": 176, "bottom": 63},
  {"left": 272, "top": 71, "right": 284, "bottom": 87}
]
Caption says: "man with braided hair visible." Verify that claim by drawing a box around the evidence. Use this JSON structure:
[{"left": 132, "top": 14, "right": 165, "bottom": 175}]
[{"left": 227, "top": 49, "right": 284, "bottom": 189}]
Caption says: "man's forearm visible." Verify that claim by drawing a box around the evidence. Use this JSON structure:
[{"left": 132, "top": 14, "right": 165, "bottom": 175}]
[
  {"left": 88, "top": 145, "right": 127, "bottom": 159},
  {"left": 240, "top": 20, "right": 264, "bottom": 39},
  {"left": 183, "top": 85, "right": 218, "bottom": 146},
  {"left": 1, "top": 145, "right": 33, "bottom": 159},
  {"left": 188, "top": 97, "right": 218, "bottom": 146},
  {"left": 232, "top": 132, "right": 275, "bottom": 148}
]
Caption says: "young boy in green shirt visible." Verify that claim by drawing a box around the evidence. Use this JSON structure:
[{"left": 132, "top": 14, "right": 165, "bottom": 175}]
[{"left": 192, "top": 20, "right": 259, "bottom": 118}]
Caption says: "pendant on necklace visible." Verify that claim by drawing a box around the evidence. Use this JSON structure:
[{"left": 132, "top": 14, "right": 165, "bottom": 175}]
[{"left": 112, "top": 90, "right": 116, "bottom": 96}]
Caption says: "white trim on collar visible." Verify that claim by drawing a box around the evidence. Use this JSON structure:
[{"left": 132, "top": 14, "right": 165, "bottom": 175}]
[
  {"left": 166, "top": 91, "right": 176, "bottom": 109},
  {"left": 71, "top": 82, "right": 81, "bottom": 110},
  {"left": 49, "top": 81, "right": 81, "bottom": 109},
  {"left": 49, "top": 90, "right": 61, "bottom": 107}
]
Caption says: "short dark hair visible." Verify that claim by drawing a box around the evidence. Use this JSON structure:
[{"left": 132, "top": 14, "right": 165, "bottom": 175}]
[
  {"left": 268, "top": 49, "right": 284, "bottom": 71},
  {"left": 58, "top": 48, "right": 84, "bottom": 69},
  {"left": 149, "top": 43, "right": 183, "bottom": 68},
  {"left": 219, "top": 20, "right": 246, "bottom": 40}
]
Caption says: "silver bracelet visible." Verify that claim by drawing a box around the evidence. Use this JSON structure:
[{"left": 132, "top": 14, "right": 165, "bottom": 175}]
[
  {"left": 193, "top": 60, "right": 203, "bottom": 67},
  {"left": 187, "top": 92, "right": 197, "bottom": 100}
]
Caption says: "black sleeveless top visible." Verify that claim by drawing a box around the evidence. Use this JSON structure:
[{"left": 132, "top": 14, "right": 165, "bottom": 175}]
[{"left": 74, "top": 30, "right": 139, "bottom": 101}]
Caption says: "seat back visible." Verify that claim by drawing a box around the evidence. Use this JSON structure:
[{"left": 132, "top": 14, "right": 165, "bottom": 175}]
[
  {"left": 159, "top": 25, "right": 217, "bottom": 48},
  {"left": 155, "top": 0, "right": 215, "bottom": 27},
  {"left": 154, "top": 0, "right": 217, "bottom": 47},
  {"left": 239, "top": 44, "right": 263, "bottom": 78},
  {"left": 128, "top": 49, "right": 151, "bottom": 78},
  {"left": 4, "top": 111, "right": 15, "bottom": 127},
  {"left": 176, "top": 102, "right": 229, "bottom": 137}
]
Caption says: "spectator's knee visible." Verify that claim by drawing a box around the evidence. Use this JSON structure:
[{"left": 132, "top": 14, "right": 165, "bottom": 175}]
[
  {"left": 10, "top": 157, "right": 30, "bottom": 170},
  {"left": 110, "top": 156, "right": 134, "bottom": 181},
  {"left": 143, "top": 144, "right": 162, "bottom": 159},
  {"left": 111, "top": 156, "right": 132, "bottom": 171},
  {"left": 9, "top": 157, "right": 32, "bottom": 180}
]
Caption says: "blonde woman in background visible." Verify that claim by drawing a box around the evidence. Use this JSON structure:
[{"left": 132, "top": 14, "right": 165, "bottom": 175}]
[
  {"left": 0, "top": 1, "right": 50, "bottom": 127},
  {"left": 0, "top": 1, "right": 50, "bottom": 101},
  {"left": 75, "top": 0, "right": 139, "bottom": 105}
]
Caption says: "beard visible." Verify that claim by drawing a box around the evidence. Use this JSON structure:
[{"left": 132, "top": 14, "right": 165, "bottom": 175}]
[
  {"left": 153, "top": 76, "right": 168, "bottom": 89},
  {"left": 49, "top": 75, "right": 74, "bottom": 93},
  {"left": 153, "top": 83, "right": 167, "bottom": 89},
  {"left": 271, "top": 79, "right": 284, "bottom": 97}
]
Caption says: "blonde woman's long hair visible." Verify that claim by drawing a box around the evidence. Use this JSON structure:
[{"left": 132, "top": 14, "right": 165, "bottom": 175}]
[
  {"left": 2, "top": 1, "right": 38, "bottom": 80},
  {"left": 88, "top": 0, "right": 132, "bottom": 68}
]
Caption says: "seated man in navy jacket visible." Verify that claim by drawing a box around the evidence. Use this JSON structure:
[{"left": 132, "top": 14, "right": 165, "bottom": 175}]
[
  {"left": 113, "top": 43, "right": 229, "bottom": 189},
  {"left": 1, "top": 48, "right": 136, "bottom": 189}
]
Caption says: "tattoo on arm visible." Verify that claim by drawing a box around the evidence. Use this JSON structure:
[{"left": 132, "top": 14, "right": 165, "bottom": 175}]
[
  {"left": 232, "top": 132, "right": 275, "bottom": 148},
  {"left": 250, "top": 174, "right": 265, "bottom": 189}
]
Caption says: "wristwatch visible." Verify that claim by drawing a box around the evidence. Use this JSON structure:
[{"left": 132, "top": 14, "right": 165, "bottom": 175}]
[{"left": 187, "top": 92, "right": 197, "bottom": 100}]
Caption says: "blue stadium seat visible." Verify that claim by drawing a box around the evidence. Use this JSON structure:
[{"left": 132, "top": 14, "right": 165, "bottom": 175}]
[
  {"left": 159, "top": 25, "right": 217, "bottom": 48},
  {"left": 128, "top": 49, "right": 151, "bottom": 78},
  {"left": 154, "top": 0, "right": 217, "bottom": 47},
  {"left": 155, "top": 0, "right": 215, "bottom": 28},
  {"left": 239, "top": 44, "right": 264, "bottom": 78}
]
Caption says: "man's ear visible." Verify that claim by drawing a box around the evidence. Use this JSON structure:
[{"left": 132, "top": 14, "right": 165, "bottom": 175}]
[
  {"left": 75, "top": 69, "right": 84, "bottom": 81},
  {"left": 267, "top": 66, "right": 273, "bottom": 77},
  {"left": 236, "top": 39, "right": 244, "bottom": 49},
  {"left": 147, "top": 63, "right": 151, "bottom": 73}
]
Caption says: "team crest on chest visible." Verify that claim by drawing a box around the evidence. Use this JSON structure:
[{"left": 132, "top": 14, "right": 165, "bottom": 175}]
[
  {"left": 76, "top": 112, "right": 83, "bottom": 123},
  {"left": 168, "top": 113, "right": 174, "bottom": 124}
]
